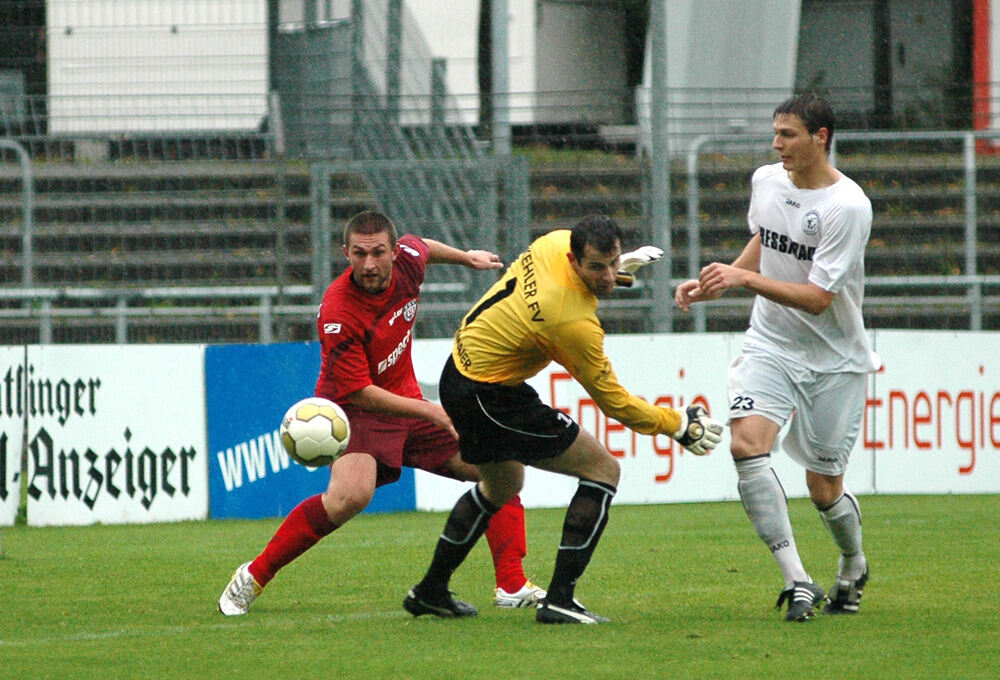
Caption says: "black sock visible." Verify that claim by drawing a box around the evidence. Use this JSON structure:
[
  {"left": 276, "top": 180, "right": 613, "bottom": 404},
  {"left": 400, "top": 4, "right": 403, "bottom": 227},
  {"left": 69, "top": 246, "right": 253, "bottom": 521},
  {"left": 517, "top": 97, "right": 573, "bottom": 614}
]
[
  {"left": 418, "top": 485, "right": 499, "bottom": 595},
  {"left": 547, "top": 479, "right": 617, "bottom": 605}
]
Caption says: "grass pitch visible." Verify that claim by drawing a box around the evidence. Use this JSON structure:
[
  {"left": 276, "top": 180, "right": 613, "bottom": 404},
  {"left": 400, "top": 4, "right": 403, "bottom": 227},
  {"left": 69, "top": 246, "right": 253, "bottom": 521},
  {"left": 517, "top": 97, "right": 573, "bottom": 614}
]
[{"left": 1, "top": 494, "right": 997, "bottom": 680}]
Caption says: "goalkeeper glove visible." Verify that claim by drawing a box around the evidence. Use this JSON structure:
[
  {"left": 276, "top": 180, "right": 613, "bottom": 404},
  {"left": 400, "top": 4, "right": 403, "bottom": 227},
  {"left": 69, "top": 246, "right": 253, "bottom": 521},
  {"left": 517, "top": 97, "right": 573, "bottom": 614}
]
[
  {"left": 619, "top": 245, "right": 663, "bottom": 274},
  {"left": 672, "top": 405, "right": 724, "bottom": 455},
  {"left": 616, "top": 245, "right": 664, "bottom": 287}
]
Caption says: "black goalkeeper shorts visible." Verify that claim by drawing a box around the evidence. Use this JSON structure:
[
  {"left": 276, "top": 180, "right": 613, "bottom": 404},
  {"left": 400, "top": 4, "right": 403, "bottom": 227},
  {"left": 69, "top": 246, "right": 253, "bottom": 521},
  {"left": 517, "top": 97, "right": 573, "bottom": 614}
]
[{"left": 439, "top": 355, "right": 580, "bottom": 465}]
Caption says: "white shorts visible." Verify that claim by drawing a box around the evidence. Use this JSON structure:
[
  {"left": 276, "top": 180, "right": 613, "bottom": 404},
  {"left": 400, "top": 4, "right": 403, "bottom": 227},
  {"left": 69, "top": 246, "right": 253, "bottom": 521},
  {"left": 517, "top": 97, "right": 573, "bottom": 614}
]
[{"left": 726, "top": 348, "right": 866, "bottom": 476}]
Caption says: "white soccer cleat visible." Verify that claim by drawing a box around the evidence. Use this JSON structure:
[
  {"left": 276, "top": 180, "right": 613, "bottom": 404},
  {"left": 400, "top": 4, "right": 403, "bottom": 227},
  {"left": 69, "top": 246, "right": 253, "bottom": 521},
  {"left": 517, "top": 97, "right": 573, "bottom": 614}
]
[
  {"left": 218, "top": 561, "right": 263, "bottom": 616},
  {"left": 494, "top": 580, "right": 547, "bottom": 608}
]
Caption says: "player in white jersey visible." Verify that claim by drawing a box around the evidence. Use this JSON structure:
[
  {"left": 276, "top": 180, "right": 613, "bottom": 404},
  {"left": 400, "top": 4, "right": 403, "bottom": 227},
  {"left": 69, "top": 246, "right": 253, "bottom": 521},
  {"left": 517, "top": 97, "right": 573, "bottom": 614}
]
[{"left": 675, "top": 93, "right": 879, "bottom": 621}]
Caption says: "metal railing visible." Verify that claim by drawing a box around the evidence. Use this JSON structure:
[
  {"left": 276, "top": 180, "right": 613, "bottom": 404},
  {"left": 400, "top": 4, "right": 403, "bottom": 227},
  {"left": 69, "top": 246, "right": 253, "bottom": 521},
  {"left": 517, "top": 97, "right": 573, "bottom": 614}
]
[
  {"left": 7, "top": 273, "right": 996, "bottom": 345},
  {"left": 0, "top": 139, "right": 34, "bottom": 287},
  {"left": 4, "top": 129, "right": 1000, "bottom": 342},
  {"left": 0, "top": 282, "right": 476, "bottom": 345}
]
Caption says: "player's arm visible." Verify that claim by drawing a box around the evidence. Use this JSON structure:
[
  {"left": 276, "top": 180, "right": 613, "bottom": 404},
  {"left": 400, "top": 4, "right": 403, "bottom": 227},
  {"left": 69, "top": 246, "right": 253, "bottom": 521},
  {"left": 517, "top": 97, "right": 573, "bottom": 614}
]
[
  {"left": 345, "top": 385, "right": 457, "bottom": 439},
  {"left": 676, "top": 236, "right": 760, "bottom": 310},
  {"left": 317, "top": 302, "right": 457, "bottom": 437},
  {"left": 697, "top": 234, "right": 834, "bottom": 315},
  {"left": 423, "top": 238, "right": 503, "bottom": 271},
  {"left": 543, "top": 320, "right": 721, "bottom": 453}
]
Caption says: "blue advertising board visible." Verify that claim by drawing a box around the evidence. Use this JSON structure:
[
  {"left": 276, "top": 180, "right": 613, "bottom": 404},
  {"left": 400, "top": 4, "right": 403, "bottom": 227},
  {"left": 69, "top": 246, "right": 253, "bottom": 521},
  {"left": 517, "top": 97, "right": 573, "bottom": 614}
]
[{"left": 205, "top": 342, "right": 416, "bottom": 519}]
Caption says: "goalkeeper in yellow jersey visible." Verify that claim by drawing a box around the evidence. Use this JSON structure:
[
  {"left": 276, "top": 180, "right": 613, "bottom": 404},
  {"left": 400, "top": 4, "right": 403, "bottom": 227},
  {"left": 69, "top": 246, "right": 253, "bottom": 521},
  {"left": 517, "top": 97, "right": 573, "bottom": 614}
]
[{"left": 403, "top": 214, "right": 723, "bottom": 624}]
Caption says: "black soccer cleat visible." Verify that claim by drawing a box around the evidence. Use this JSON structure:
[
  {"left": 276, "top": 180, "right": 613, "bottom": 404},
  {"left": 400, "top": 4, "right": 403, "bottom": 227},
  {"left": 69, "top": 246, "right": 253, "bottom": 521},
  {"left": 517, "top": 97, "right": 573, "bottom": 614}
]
[
  {"left": 823, "top": 566, "right": 869, "bottom": 615},
  {"left": 536, "top": 598, "right": 610, "bottom": 624},
  {"left": 403, "top": 586, "right": 478, "bottom": 618},
  {"left": 776, "top": 581, "right": 825, "bottom": 622}
]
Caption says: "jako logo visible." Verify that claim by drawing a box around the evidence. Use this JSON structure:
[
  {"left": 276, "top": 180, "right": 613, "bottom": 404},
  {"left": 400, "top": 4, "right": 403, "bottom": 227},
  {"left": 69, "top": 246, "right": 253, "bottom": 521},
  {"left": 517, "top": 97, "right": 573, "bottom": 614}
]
[{"left": 323, "top": 323, "right": 342, "bottom": 334}]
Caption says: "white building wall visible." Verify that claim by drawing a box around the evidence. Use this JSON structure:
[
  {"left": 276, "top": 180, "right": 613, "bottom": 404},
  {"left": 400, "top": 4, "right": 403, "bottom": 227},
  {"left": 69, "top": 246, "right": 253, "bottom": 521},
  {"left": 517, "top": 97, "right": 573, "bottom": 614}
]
[
  {"left": 638, "top": 0, "right": 801, "bottom": 155},
  {"left": 405, "top": 0, "right": 623, "bottom": 126},
  {"left": 797, "top": 0, "right": 874, "bottom": 109},
  {"left": 798, "top": 0, "right": 957, "bottom": 127},
  {"left": 507, "top": 0, "right": 539, "bottom": 125},
  {"left": 992, "top": 0, "right": 1000, "bottom": 129},
  {"left": 532, "top": 0, "right": 627, "bottom": 124},
  {"left": 47, "top": 0, "right": 268, "bottom": 134},
  {"left": 407, "top": 0, "right": 481, "bottom": 123}
]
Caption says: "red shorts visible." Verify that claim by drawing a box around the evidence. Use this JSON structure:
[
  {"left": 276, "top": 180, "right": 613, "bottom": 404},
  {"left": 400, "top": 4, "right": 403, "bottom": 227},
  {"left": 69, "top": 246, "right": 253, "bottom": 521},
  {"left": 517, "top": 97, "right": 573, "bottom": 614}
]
[{"left": 340, "top": 405, "right": 459, "bottom": 487}]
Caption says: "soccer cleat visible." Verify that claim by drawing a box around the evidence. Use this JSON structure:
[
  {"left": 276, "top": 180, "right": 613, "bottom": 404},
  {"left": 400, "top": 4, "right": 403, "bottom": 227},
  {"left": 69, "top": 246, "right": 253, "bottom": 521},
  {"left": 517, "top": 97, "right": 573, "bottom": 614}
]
[
  {"left": 823, "top": 567, "right": 869, "bottom": 615},
  {"left": 536, "top": 598, "right": 610, "bottom": 624},
  {"left": 218, "top": 562, "right": 263, "bottom": 616},
  {"left": 494, "top": 580, "right": 547, "bottom": 608},
  {"left": 403, "top": 586, "right": 478, "bottom": 618},
  {"left": 775, "top": 581, "right": 825, "bottom": 622}
]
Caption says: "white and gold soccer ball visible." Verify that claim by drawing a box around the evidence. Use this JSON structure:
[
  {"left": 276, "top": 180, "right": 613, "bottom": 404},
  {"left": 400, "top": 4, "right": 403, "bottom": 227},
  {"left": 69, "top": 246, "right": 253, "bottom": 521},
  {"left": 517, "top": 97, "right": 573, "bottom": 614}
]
[{"left": 279, "top": 397, "right": 351, "bottom": 467}]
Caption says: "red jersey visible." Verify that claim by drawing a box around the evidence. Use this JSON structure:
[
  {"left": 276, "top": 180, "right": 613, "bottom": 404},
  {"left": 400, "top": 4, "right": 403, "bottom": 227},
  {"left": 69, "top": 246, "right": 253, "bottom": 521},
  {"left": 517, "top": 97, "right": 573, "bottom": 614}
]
[{"left": 314, "top": 234, "right": 429, "bottom": 404}]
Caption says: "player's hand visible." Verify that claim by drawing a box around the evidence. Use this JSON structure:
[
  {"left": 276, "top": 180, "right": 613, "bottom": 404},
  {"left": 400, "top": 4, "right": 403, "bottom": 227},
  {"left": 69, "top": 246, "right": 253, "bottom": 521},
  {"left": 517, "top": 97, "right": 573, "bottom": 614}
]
[
  {"left": 675, "top": 276, "right": 725, "bottom": 311},
  {"left": 698, "top": 262, "right": 745, "bottom": 298},
  {"left": 674, "top": 279, "right": 701, "bottom": 311},
  {"left": 422, "top": 401, "right": 459, "bottom": 439},
  {"left": 467, "top": 249, "right": 503, "bottom": 270},
  {"left": 618, "top": 245, "right": 663, "bottom": 275},
  {"left": 671, "top": 405, "right": 724, "bottom": 455}
]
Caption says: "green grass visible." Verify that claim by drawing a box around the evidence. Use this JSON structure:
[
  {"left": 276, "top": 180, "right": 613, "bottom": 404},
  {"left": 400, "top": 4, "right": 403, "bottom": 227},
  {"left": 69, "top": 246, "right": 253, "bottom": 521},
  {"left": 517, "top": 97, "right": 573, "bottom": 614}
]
[{"left": 1, "top": 495, "right": 997, "bottom": 680}]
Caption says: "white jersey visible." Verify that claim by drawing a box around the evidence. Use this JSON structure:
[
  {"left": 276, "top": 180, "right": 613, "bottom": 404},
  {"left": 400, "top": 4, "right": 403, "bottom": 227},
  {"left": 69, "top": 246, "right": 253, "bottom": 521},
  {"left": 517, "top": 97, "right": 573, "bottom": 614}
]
[{"left": 743, "top": 162, "right": 879, "bottom": 373}]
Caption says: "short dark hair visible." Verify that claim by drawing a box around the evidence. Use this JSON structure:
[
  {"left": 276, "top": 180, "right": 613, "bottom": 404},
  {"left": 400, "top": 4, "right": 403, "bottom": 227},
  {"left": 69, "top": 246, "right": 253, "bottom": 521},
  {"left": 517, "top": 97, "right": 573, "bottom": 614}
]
[
  {"left": 343, "top": 210, "right": 398, "bottom": 247},
  {"left": 774, "top": 93, "right": 835, "bottom": 152},
  {"left": 570, "top": 214, "right": 622, "bottom": 261}
]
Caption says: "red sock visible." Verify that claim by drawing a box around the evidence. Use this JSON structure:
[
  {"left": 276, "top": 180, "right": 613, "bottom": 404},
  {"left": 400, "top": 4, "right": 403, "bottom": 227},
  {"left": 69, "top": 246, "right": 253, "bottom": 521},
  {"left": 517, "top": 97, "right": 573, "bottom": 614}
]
[
  {"left": 484, "top": 494, "right": 528, "bottom": 592},
  {"left": 249, "top": 494, "right": 339, "bottom": 587}
]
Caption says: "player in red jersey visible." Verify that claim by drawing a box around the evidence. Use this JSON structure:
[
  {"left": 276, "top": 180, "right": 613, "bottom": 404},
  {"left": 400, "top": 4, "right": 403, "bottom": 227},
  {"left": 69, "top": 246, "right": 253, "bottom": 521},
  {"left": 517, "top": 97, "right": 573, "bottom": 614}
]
[{"left": 219, "top": 210, "right": 544, "bottom": 616}]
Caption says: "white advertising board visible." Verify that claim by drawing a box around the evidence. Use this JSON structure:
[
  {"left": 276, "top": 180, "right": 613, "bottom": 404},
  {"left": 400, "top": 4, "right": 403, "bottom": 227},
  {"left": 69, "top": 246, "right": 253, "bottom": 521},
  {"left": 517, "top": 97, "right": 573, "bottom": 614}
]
[
  {"left": 22, "top": 345, "right": 209, "bottom": 526},
  {"left": 1, "top": 347, "right": 26, "bottom": 526},
  {"left": 412, "top": 331, "right": 999, "bottom": 511},
  {"left": 47, "top": 0, "right": 268, "bottom": 134},
  {"left": 868, "top": 331, "right": 1000, "bottom": 493},
  {"left": 412, "top": 335, "right": 869, "bottom": 510}
]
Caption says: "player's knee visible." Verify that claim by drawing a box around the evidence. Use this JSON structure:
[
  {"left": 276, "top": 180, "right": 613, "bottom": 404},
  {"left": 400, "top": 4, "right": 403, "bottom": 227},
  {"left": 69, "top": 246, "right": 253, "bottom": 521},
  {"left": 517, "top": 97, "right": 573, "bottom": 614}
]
[
  {"left": 479, "top": 481, "right": 521, "bottom": 508},
  {"left": 808, "top": 484, "right": 841, "bottom": 510},
  {"left": 729, "top": 431, "right": 769, "bottom": 459},
  {"left": 806, "top": 473, "right": 843, "bottom": 509},
  {"left": 322, "top": 487, "right": 373, "bottom": 522},
  {"left": 573, "top": 432, "right": 620, "bottom": 485},
  {"left": 477, "top": 465, "right": 524, "bottom": 507},
  {"left": 589, "top": 452, "right": 620, "bottom": 487},
  {"left": 728, "top": 417, "right": 778, "bottom": 459}
]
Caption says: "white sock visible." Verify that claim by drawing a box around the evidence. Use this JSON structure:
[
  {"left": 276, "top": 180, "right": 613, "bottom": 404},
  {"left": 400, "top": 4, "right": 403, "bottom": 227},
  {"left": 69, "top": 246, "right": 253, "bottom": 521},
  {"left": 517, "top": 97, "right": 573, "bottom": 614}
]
[
  {"left": 819, "top": 491, "right": 866, "bottom": 580},
  {"left": 736, "top": 455, "right": 809, "bottom": 588}
]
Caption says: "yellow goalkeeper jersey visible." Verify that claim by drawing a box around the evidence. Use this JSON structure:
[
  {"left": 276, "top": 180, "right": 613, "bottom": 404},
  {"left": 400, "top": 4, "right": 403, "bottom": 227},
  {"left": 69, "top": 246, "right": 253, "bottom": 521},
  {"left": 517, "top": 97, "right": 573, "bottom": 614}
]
[{"left": 452, "top": 229, "right": 681, "bottom": 437}]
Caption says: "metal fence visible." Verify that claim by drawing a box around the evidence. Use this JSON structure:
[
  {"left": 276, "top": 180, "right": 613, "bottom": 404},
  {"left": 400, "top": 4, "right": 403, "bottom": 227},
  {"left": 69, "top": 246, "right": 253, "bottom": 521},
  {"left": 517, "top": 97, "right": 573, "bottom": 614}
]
[
  {"left": 310, "top": 157, "right": 531, "bottom": 338},
  {"left": 1, "top": 1, "right": 991, "bottom": 163},
  {"left": 1, "top": 4, "right": 999, "bottom": 341},
  {"left": 0, "top": 150, "right": 532, "bottom": 344},
  {"left": 4, "top": 128, "right": 1000, "bottom": 343}
]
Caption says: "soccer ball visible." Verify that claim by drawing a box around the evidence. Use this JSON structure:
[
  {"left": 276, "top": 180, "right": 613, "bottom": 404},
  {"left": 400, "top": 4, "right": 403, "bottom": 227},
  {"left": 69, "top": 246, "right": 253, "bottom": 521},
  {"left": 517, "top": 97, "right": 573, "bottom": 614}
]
[{"left": 279, "top": 397, "right": 351, "bottom": 467}]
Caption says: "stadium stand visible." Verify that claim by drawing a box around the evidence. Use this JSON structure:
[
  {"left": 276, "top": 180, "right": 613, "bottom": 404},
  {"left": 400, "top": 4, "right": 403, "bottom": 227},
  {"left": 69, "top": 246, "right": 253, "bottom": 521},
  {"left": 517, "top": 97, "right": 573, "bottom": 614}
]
[{"left": 2, "top": 149, "right": 999, "bottom": 344}]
